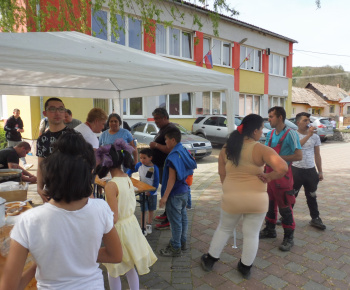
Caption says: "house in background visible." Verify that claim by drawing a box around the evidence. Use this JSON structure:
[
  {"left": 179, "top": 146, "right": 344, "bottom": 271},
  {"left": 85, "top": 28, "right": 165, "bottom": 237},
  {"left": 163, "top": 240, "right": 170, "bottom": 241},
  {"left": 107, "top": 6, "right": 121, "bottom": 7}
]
[
  {"left": 291, "top": 87, "right": 328, "bottom": 117},
  {"left": 305, "top": 83, "right": 348, "bottom": 117},
  {"left": 0, "top": 0, "right": 297, "bottom": 140}
]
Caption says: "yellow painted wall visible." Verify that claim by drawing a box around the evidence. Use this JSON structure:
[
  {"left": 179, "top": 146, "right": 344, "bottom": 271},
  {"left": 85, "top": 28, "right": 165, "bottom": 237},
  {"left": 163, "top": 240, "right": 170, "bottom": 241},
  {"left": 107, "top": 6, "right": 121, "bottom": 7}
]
[
  {"left": 285, "top": 79, "right": 293, "bottom": 117},
  {"left": 31, "top": 97, "right": 42, "bottom": 139},
  {"left": 169, "top": 118, "right": 195, "bottom": 131},
  {"left": 239, "top": 70, "right": 264, "bottom": 94},
  {"left": 6, "top": 95, "right": 33, "bottom": 140}
]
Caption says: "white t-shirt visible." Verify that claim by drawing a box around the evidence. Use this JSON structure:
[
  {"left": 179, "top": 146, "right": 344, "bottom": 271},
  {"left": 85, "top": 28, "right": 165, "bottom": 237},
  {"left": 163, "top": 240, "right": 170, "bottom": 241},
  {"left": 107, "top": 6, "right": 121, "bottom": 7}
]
[
  {"left": 11, "top": 199, "right": 114, "bottom": 290},
  {"left": 292, "top": 131, "right": 321, "bottom": 169},
  {"left": 75, "top": 123, "right": 99, "bottom": 149}
]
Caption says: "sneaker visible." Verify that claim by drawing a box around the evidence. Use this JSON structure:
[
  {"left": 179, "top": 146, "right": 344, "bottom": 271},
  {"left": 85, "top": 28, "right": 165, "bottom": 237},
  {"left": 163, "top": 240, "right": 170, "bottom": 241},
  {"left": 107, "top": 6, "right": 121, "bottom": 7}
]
[
  {"left": 146, "top": 224, "right": 152, "bottom": 234},
  {"left": 201, "top": 254, "right": 219, "bottom": 272},
  {"left": 143, "top": 230, "right": 147, "bottom": 237},
  {"left": 155, "top": 213, "right": 167, "bottom": 221},
  {"left": 310, "top": 217, "right": 326, "bottom": 230},
  {"left": 24, "top": 164, "right": 33, "bottom": 170},
  {"left": 181, "top": 242, "right": 188, "bottom": 251},
  {"left": 159, "top": 244, "right": 181, "bottom": 257},
  {"left": 186, "top": 206, "right": 193, "bottom": 210},
  {"left": 155, "top": 221, "right": 170, "bottom": 230}
]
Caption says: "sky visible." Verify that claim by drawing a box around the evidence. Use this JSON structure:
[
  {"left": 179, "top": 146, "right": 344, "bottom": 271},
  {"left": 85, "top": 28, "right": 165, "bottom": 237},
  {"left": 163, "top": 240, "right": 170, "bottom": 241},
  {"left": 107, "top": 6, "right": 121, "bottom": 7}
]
[{"left": 211, "top": 0, "right": 350, "bottom": 71}]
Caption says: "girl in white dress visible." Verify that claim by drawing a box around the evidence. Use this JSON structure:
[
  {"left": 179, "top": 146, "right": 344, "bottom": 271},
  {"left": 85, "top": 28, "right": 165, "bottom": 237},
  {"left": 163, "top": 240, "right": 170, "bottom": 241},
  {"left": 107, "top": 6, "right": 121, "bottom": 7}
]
[{"left": 96, "top": 139, "right": 157, "bottom": 290}]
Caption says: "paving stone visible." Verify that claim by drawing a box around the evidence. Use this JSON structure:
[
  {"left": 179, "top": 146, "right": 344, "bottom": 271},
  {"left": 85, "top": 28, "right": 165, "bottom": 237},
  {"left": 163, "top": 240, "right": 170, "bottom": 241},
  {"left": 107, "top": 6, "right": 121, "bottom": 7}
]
[
  {"left": 254, "top": 256, "right": 272, "bottom": 269},
  {"left": 222, "top": 269, "right": 244, "bottom": 284},
  {"left": 320, "top": 241, "right": 339, "bottom": 250},
  {"left": 172, "top": 271, "right": 191, "bottom": 279},
  {"left": 171, "top": 277, "right": 192, "bottom": 284},
  {"left": 303, "top": 251, "right": 325, "bottom": 261},
  {"left": 303, "top": 280, "right": 330, "bottom": 290},
  {"left": 172, "top": 283, "right": 193, "bottom": 290},
  {"left": 284, "top": 262, "right": 307, "bottom": 274},
  {"left": 262, "top": 275, "right": 288, "bottom": 289},
  {"left": 294, "top": 238, "right": 308, "bottom": 247},
  {"left": 191, "top": 266, "right": 207, "bottom": 278},
  {"left": 193, "top": 284, "right": 215, "bottom": 290},
  {"left": 339, "top": 254, "right": 350, "bottom": 264},
  {"left": 321, "top": 266, "right": 347, "bottom": 280},
  {"left": 219, "top": 252, "right": 237, "bottom": 263}
]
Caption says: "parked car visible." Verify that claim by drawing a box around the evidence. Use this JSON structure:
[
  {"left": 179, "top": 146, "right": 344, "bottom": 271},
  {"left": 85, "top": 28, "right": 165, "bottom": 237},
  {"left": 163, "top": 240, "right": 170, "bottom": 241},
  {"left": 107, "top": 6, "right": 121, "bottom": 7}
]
[
  {"left": 130, "top": 121, "right": 212, "bottom": 159},
  {"left": 289, "top": 116, "right": 333, "bottom": 142},
  {"left": 192, "top": 114, "right": 270, "bottom": 144}
]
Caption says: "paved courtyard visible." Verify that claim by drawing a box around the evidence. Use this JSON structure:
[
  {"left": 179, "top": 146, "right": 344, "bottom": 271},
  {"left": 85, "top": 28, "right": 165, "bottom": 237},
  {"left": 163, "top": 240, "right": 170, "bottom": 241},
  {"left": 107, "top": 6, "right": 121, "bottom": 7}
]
[{"left": 26, "top": 141, "right": 350, "bottom": 289}]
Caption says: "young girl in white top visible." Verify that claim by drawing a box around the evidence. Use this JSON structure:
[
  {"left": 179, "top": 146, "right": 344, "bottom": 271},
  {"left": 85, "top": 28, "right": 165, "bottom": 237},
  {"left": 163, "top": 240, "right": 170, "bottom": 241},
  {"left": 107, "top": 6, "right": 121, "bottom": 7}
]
[
  {"left": 0, "top": 132, "right": 122, "bottom": 290},
  {"left": 96, "top": 139, "right": 157, "bottom": 290}
]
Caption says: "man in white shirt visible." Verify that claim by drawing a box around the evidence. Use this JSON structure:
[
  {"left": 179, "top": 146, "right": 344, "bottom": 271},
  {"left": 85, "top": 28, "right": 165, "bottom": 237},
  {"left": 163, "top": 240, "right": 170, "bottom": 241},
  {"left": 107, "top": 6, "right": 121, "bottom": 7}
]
[
  {"left": 292, "top": 112, "right": 326, "bottom": 230},
  {"left": 75, "top": 108, "right": 107, "bottom": 149}
]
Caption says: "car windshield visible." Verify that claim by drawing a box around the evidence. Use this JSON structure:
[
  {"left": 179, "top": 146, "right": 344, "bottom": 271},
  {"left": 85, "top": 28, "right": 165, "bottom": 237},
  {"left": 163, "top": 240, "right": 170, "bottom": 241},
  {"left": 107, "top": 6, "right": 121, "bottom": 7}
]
[
  {"left": 235, "top": 117, "right": 243, "bottom": 125},
  {"left": 175, "top": 124, "right": 190, "bottom": 134},
  {"left": 264, "top": 121, "right": 272, "bottom": 130},
  {"left": 264, "top": 119, "right": 297, "bottom": 130},
  {"left": 320, "top": 119, "right": 331, "bottom": 125}
]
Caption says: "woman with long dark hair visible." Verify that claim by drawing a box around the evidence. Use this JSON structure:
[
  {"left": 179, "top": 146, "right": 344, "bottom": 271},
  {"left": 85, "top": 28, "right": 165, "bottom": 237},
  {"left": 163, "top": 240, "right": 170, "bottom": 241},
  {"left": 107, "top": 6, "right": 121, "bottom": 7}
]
[{"left": 201, "top": 114, "right": 288, "bottom": 279}]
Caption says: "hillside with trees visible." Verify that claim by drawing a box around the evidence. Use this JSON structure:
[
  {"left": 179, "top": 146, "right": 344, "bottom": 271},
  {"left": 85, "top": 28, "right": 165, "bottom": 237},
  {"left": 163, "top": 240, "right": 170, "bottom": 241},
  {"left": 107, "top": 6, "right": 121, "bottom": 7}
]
[{"left": 293, "top": 66, "right": 350, "bottom": 92}]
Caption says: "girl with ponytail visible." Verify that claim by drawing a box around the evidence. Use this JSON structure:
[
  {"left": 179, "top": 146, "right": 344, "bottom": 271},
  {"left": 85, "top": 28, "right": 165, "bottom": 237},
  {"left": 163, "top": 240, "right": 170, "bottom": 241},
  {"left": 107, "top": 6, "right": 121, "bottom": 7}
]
[{"left": 201, "top": 114, "right": 287, "bottom": 279}]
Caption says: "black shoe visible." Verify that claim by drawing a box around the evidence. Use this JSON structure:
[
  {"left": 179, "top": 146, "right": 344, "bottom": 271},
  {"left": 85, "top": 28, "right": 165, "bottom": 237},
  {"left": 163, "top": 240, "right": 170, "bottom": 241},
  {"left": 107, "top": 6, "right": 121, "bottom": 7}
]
[
  {"left": 237, "top": 259, "right": 252, "bottom": 280},
  {"left": 181, "top": 242, "right": 188, "bottom": 251},
  {"left": 259, "top": 227, "right": 277, "bottom": 239},
  {"left": 279, "top": 228, "right": 294, "bottom": 251},
  {"left": 259, "top": 221, "right": 277, "bottom": 239},
  {"left": 159, "top": 244, "right": 181, "bottom": 257},
  {"left": 310, "top": 217, "right": 326, "bottom": 230},
  {"left": 201, "top": 253, "right": 219, "bottom": 272}
]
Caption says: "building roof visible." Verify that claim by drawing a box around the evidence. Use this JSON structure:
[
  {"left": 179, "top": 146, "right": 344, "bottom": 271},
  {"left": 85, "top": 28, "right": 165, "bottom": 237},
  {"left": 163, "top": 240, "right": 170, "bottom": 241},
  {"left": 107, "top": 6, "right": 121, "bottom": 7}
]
[
  {"left": 178, "top": 0, "right": 298, "bottom": 44},
  {"left": 306, "top": 82, "right": 349, "bottom": 102},
  {"left": 292, "top": 87, "right": 328, "bottom": 107}
]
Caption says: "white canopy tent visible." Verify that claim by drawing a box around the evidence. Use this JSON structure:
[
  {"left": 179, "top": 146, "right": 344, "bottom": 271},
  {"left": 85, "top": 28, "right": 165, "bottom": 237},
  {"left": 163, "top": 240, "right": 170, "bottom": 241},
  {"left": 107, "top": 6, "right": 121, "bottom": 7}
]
[{"left": 0, "top": 31, "right": 236, "bottom": 130}]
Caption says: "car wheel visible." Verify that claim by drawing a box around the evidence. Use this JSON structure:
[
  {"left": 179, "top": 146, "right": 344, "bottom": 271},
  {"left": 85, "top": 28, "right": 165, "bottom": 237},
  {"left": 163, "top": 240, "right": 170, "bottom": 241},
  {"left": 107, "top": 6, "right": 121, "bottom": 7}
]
[
  {"left": 321, "top": 137, "right": 327, "bottom": 142},
  {"left": 197, "top": 133, "right": 205, "bottom": 138}
]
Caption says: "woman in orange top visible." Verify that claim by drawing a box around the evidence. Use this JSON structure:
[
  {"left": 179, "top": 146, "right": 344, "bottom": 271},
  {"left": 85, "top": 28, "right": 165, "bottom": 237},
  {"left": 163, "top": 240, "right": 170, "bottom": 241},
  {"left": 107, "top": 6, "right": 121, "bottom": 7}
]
[{"left": 201, "top": 114, "right": 287, "bottom": 279}]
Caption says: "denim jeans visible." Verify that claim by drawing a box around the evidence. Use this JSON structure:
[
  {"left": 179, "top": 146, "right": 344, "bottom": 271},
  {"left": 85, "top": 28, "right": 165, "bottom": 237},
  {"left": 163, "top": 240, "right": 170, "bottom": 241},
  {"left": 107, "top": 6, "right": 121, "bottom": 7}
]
[
  {"left": 187, "top": 188, "right": 192, "bottom": 208},
  {"left": 166, "top": 192, "right": 189, "bottom": 250}
]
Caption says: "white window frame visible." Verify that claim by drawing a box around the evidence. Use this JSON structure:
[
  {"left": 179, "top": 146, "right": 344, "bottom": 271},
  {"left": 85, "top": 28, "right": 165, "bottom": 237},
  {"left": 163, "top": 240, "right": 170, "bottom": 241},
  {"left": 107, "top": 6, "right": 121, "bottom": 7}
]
[
  {"left": 329, "top": 105, "right": 335, "bottom": 113},
  {"left": 156, "top": 24, "right": 193, "bottom": 60},
  {"left": 239, "top": 94, "right": 262, "bottom": 115},
  {"left": 240, "top": 45, "right": 262, "bottom": 72},
  {"left": 269, "top": 53, "right": 286, "bottom": 77},
  {"left": 91, "top": 9, "right": 143, "bottom": 50},
  {"left": 158, "top": 93, "right": 193, "bottom": 117},
  {"left": 203, "top": 38, "right": 231, "bottom": 67},
  {"left": 123, "top": 97, "right": 144, "bottom": 117},
  {"left": 269, "top": 96, "right": 286, "bottom": 108},
  {"left": 202, "top": 91, "right": 226, "bottom": 114}
]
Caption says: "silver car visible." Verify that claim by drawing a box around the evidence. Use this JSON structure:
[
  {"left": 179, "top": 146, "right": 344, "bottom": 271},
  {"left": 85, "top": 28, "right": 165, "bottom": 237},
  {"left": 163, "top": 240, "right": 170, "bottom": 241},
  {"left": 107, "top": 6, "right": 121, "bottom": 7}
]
[
  {"left": 130, "top": 121, "right": 212, "bottom": 159},
  {"left": 289, "top": 116, "right": 333, "bottom": 142},
  {"left": 192, "top": 115, "right": 270, "bottom": 144}
]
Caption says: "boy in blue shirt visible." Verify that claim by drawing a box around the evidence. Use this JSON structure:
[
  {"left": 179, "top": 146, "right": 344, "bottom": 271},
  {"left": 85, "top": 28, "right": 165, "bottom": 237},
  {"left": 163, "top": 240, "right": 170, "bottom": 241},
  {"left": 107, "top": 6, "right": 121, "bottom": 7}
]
[
  {"left": 158, "top": 128, "right": 197, "bottom": 257},
  {"left": 127, "top": 148, "right": 159, "bottom": 235}
]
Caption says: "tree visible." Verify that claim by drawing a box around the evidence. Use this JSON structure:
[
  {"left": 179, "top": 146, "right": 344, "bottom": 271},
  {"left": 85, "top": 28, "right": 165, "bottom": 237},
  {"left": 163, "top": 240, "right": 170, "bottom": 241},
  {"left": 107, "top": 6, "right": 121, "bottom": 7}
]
[{"left": 0, "top": 0, "right": 238, "bottom": 38}]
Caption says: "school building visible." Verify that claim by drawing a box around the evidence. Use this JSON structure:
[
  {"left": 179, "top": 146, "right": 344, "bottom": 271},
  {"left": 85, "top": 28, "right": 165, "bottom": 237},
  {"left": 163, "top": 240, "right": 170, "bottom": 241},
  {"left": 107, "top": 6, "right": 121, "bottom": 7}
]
[{"left": 0, "top": 0, "right": 297, "bottom": 140}]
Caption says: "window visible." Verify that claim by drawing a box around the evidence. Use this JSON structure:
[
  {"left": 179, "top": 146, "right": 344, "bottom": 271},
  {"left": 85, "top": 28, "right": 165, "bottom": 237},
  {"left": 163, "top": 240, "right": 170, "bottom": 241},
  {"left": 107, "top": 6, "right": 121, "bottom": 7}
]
[
  {"left": 156, "top": 24, "right": 192, "bottom": 59},
  {"left": 92, "top": 10, "right": 142, "bottom": 50},
  {"left": 240, "top": 46, "right": 261, "bottom": 72},
  {"left": 269, "top": 96, "right": 286, "bottom": 109},
  {"left": 158, "top": 93, "right": 192, "bottom": 116},
  {"left": 201, "top": 91, "right": 227, "bottom": 115},
  {"left": 239, "top": 94, "right": 261, "bottom": 115},
  {"left": 92, "top": 10, "right": 107, "bottom": 40},
  {"left": 93, "top": 99, "right": 109, "bottom": 113},
  {"left": 203, "top": 38, "right": 231, "bottom": 66},
  {"left": 329, "top": 105, "right": 335, "bottom": 113},
  {"left": 347, "top": 106, "right": 350, "bottom": 115},
  {"left": 123, "top": 97, "right": 143, "bottom": 116},
  {"left": 269, "top": 54, "right": 286, "bottom": 77}
]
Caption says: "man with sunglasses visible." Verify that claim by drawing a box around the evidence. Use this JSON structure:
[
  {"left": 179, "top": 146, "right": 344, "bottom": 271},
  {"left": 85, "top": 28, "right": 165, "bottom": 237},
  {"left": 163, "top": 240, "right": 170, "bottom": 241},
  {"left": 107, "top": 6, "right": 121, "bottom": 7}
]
[{"left": 36, "top": 97, "right": 73, "bottom": 202}]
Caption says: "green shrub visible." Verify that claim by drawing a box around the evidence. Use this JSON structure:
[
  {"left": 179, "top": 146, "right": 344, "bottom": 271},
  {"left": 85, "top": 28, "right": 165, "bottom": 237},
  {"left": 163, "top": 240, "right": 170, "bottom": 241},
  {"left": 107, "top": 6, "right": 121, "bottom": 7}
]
[{"left": 0, "top": 127, "right": 6, "bottom": 149}]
